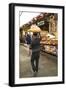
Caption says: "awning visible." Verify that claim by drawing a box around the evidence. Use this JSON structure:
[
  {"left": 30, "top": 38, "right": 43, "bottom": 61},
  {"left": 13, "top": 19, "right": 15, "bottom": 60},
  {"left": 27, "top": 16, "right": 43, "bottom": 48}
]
[{"left": 27, "top": 24, "right": 41, "bottom": 32}]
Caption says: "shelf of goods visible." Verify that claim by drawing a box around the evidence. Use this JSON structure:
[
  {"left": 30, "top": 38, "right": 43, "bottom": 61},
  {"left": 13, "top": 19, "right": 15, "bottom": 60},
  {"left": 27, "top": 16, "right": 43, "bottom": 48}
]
[{"left": 40, "top": 38, "right": 58, "bottom": 56}]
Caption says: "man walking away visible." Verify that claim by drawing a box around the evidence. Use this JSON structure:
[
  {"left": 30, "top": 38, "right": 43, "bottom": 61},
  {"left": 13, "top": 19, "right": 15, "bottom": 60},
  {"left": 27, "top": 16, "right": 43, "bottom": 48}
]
[{"left": 29, "top": 32, "right": 40, "bottom": 76}]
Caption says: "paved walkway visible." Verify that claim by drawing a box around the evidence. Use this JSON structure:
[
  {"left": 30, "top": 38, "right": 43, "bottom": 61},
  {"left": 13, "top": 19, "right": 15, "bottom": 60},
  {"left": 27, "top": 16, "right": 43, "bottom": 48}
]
[{"left": 19, "top": 45, "right": 58, "bottom": 78}]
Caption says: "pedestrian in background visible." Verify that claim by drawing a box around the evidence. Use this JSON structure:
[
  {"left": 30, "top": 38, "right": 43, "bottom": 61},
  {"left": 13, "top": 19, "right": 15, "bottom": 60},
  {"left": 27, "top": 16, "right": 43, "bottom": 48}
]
[
  {"left": 26, "top": 34, "right": 32, "bottom": 55},
  {"left": 26, "top": 34, "right": 31, "bottom": 45}
]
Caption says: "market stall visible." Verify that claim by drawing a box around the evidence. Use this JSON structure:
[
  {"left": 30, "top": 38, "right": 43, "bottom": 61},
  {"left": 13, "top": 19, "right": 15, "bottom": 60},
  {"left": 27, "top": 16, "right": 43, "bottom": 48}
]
[
  {"left": 40, "top": 33, "right": 58, "bottom": 56},
  {"left": 20, "top": 13, "right": 58, "bottom": 56}
]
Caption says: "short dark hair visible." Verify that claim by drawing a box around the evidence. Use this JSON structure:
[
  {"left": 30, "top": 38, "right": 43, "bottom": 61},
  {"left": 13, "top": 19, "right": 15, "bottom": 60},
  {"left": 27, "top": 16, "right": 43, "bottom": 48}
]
[{"left": 33, "top": 32, "right": 38, "bottom": 36}]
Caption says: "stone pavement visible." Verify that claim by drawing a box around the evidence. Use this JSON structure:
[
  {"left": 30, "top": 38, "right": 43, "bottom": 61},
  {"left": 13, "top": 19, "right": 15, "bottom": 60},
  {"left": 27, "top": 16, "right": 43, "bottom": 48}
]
[{"left": 19, "top": 45, "right": 58, "bottom": 78}]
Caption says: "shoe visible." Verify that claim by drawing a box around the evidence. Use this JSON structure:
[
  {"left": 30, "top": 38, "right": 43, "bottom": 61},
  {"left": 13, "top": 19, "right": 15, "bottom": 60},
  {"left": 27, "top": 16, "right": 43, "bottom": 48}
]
[{"left": 33, "top": 71, "right": 38, "bottom": 77}]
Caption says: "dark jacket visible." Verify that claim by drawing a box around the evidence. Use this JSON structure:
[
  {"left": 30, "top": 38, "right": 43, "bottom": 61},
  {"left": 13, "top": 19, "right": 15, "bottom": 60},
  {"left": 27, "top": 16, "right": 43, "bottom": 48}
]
[
  {"left": 30, "top": 37, "right": 40, "bottom": 53},
  {"left": 26, "top": 35, "right": 31, "bottom": 44}
]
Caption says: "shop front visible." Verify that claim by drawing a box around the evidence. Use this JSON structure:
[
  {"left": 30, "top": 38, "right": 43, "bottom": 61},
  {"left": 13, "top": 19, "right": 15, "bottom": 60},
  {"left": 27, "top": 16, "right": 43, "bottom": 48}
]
[{"left": 20, "top": 13, "right": 58, "bottom": 56}]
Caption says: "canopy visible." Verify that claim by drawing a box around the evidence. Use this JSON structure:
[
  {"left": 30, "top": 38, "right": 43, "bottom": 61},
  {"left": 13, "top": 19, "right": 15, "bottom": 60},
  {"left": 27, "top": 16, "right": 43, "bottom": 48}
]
[{"left": 27, "top": 25, "right": 41, "bottom": 32}]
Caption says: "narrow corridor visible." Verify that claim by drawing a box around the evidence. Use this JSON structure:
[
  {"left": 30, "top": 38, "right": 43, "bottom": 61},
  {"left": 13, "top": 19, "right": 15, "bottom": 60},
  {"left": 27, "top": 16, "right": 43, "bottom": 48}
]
[{"left": 19, "top": 45, "right": 58, "bottom": 78}]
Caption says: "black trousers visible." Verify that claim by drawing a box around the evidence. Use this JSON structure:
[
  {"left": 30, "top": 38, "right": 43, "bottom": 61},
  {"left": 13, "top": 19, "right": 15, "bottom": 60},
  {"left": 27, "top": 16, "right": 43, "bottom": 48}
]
[{"left": 31, "top": 51, "right": 40, "bottom": 72}]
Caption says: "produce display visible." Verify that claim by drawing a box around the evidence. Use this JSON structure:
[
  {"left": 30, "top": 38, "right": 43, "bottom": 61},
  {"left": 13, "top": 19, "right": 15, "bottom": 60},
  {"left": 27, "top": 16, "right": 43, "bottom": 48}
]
[{"left": 40, "top": 33, "right": 58, "bottom": 56}]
